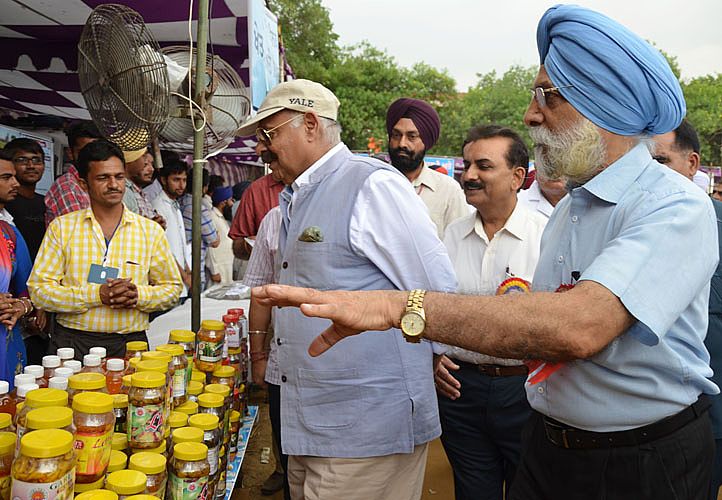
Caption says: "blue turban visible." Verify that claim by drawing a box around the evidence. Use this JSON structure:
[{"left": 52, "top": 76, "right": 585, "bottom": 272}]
[
  {"left": 537, "top": 4, "right": 685, "bottom": 135},
  {"left": 211, "top": 185, "right": 233, "bottom": 206}
]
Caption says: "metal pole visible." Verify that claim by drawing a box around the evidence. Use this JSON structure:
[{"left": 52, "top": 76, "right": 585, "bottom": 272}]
[{"left": 191, "top": 0, "right": 209, "bottom": 332}]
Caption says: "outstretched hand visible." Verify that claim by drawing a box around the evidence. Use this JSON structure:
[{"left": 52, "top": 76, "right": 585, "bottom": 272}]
[{"left": 252, "top": 285, "right": 407, "bottom": 356}]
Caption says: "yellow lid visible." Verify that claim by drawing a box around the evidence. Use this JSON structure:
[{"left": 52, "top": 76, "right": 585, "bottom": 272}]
[
  {"left": 129, "top": 451, "right": 167, "bottom": 474},
  {"left": 197, "top": 393, "right": 223, "bottom": 408},
  {"left": 75, "top": 477, "right": 105, "bottom": 493},
  {"left": 26, "top": 406, "right": 73, "bottom": 430},
  {"left": 0, "top": 413, "right": 11, "bottom": 429},
  {"left": 122, "top": 374, "right": 133, "bottom": 387},
  {"left": 187, "top": 380, "right": 203, "bottom": 396},
  {"left": 212, "top": 365, "right": 235, "bottom": 378},
  {"left": 169, "top": 329, "right": 195, "bottom": 343},
  {"left": 190, "top": 371, "right": 206, "bottom": 384},
  {"left": 204, "top": 383, "right": 230, "bottom": 397},
  {"left": 230, "top": 410, "right": 240, "bottom": 423},
  {"left": 113, "top": 393, "right": 129, "bottom": 408},
  {"left": 26, "top": 387, "right": 69, "bottom": 408},
  {"left": 72, "top": 391, "right": 113, "bottom": 413},
  {"left": 131, "top": 371, "right": 165, "bottom": 388},
  {"left": 173, "top": 441, "right": 208, "bottom": 461},
  {"left": 156, "top": 344, "right": 184, "bottom": 357},
  {"left": 16, "top": 402, "right": 24, "bottom": 413},
  {"left": 111, "top": 432, "right": 129, "bottom": 451},
  {"left": 175, "top": 401, "right": 198, "bottom": 415},
  {"left": 172, "top": 426, "right": 204, "bottom": 444},
  {"left": 20, "top": 428, "right": 73, "bottom": 458},
  {"left": 131, "top": 439, "right": 165, "bottom": 455},
  {"left": 169, "top": 411, "right": 188, "bottom": 429},
  {"left": 200, "top": 319, "right": 224, "bottom": 331},
  {"left": 0, "top": 431, "right": 15, "bottom": 455},
  {"left": 126, "top": 341, "right": 148, "bottom": 352},
  {"left": 108, "top": 449, "right": 127, "bottom": 472},
  {"left": 69, "top": 372, "right": 106, "bottom": 390},
  {"left": 141, "top": 351, "right": 171, "bottom": 364},
  {"left": 188, "top": 413, "right": 219, "bottom": 431},
  {"left": 128, "top": 357, "right": 141, "bottom": 369},
  {"left": 106, "top": 470, "right": 147, "bottom": 495},
  {"left": 126, "top": 496, "right": 159, "bottom": 500},
  {"left": 75, "top": 490, "right": 119, "bottom": 500},
  {"left": 228, "top": 347, "right": 241, "bottom": 355},
  {"left": 136, "top": 359, "right": 168, "bottom": 375}
]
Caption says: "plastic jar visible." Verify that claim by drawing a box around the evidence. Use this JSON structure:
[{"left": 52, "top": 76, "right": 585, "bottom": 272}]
[
  {"left": 129, "top": 452, "right": 167, "bottom": 498},
  {"left": 227, "top": 348, "right": 242, "bottom": 411},
  {"left": 229, "top": 410, "right": 241, "bottom": 461},
  {"left": 82, "top": 354, "right": 104, "bottom": 375},
  {"left": 121, "top": 374, "right": 133, "bottom": 395},
  {"left": 0, "top": 432, "right": 14, "bottom": 499},
  {"left": 0, "top": 413, "right": 11, "bottom": 432},
  {"left": 168, "top": 442, "right": 210, "bottom": 500},
  {"left": 57, "top": 347, "right": 75, "bottom": 365},
  {"left": 54, "top": 366, "right": 74, "bottom": 379},
  {"left": 186, "top": 381, "right": 203, "bottom": 404},
  {"left": 49, "top": 377, "right": 69, "bottom": 390},
  {"left": 106, "top": 469, "right": 148, "bottom": 499},
  {"left": 65, "top": 359, "right": 82, "bottom": 374},
  {"left": 15, "top": 387, "right": 69, "bottom": 455},
  {"left": 175, "top": 400, "right": 198, "bottom": 417},
  {"left": 113, "top": 393, "right": 129, "bottom": 433},
  {"left": 222, "top": 314, "right": 240, "bottom": 352},
  {"left": 15, "top": 384, "right": 39, "bottom": 408},
  {"left": 126, "top": 357, "right": 141, "bottom": 375},
  {"left": 42, "top": 355, "right": 61, "bottom": 384},
  {"left": 11, "top": 429, "right": 75, "bottom": 500},
  {"left": 128, "top": 372, "right": 166, "bottom": 450},
  {"left": 157, "top": 344, "right": 189, "bottom": 408},
  {"left": 169, "top": 330, "right": 195, "bottom": 381},
  {"left": 203, "top": 384, "right": 231, "bottom": 438},
  {"left": 125, "top": 341, "right": 148, "bottom": 361},
  {"left": 72, "top": 392, "right": 115, "bottom": 483},
  {"left": 68, "top": 372, "right": 108, "bottom": 403},
  {"left": 137, "top": 357, "right": 172, "bottom": 431},
  {"left": 197, "top": 393, "right": 223, "bottom": 433},
  {"left": 131, "top": 439, "right": 167, "bottom": 460},
  {"left": 25, "top": 365, "right": 47, "bottom": 388},
  {"left": 216, "top": 444, "right": 227, "bottom": 499},
  {"left": 171, "top": 427, "right": 204, "bottom": 452},
  {"left": 0, "top": 381, "right": 14, "bottom": 418},
  {"left": 26, "top": 406, "right": 75, "bottom": 434},
  {"left": 89, "top": 347, "right": 107, "bottom": 370},
  {"left": 190, "top": 370, "right": 206, "bottom": 385},
  {"left": 111, "top": 432, "right": 129, "bottom": 452},
  {"left": 195, "top": 320, "right": 225, "bottom": 373},
  {"left": 75, "top": 477, "right": 106, "bottom": 495},
  {"left": 106, "top": 358, "right": 126, "bottom": 394},
  {"left": 76, "top": 490, "right": 118, "bottom": 500},
  {"left": 108, "top": 449, "right": 127, "bottom": 473},
  {"left": 188, "top": 413, "right": 220, "bottom": 479}
]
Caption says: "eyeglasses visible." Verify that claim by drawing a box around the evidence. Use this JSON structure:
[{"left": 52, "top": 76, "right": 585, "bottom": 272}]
[
  {"left": 13, "top": 156, "right": 43, "bottom": 166},
  {"left": 530, "top": 85, "right": 574, "bottom": 108},
  {"left": 255, "top": 114, "right": 303, "bottom": 146}
]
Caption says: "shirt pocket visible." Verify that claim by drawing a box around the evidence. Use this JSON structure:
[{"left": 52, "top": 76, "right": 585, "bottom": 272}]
[
  {"left": 297, "top": 368, "right": 365, "bottom": 430},
  {"left": 292, "top": 241, "right": 332, "bottom": 290}
]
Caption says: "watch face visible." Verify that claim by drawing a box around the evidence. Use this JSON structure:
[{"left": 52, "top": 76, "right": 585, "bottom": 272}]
[{"left": 401, "top": 311, "right": 425, "bottom": 336}]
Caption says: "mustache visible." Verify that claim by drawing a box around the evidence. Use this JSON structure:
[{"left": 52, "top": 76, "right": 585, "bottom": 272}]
[
  {"left": 463, "top": 181, "right": 484, "bottom": 190},
  {"left": 105, "top": 189, "right": 122, "bottom": 194},
  {"left": 261, "top": 151, "right": 277, "bottom": 164}
]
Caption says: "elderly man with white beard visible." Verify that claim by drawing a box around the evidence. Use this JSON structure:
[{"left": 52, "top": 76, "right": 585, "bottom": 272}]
[{"left": 253, "top": 5, "right": 719, "bottom": 500}]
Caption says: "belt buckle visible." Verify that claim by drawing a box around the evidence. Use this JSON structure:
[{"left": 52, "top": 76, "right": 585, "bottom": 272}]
[
  {"left": 544, "top": 420, "right": 571, "bottom": 448},
  {"left": 493, "top": 366, "right": 502, "bottom": 376}
]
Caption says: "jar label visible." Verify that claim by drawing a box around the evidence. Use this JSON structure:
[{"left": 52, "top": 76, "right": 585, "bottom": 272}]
[
  {"left": 169, "top": 472, "right": 209, "bottom": 500},
  {"left": 14, "top": 424, "right": 26, "bottom": 456},
  {"left": 226, "top": 325, "right": 240, "bottom": 349},
  {"left": 0, "top": 473, "right": 9, "bottom": 500},
  {"left": 11, "top": 467, "right": 75, "bottom": 500},
  {"left": 206, "top": 442, "right": 219, "bottom": 476},
  {"left": 172, "top": 371, "right": 187, "bottom": 398},
  {"left": 74, "top": 427, "right": 113, "bottom": 476},
  {"left": 129, "top": 402, "right": 164, "bottom": 444},
  {"left": 197, "top": 340, "right": 223, "bottom": 363}
]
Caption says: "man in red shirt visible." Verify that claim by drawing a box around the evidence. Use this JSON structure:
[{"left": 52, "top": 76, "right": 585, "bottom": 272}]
[{"left": 228, "top": 170, "right": 284, "bottom": 259}]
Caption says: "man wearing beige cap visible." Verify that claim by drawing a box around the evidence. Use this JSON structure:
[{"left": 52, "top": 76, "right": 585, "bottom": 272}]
[
  {"left": 122, "top": 147, "right": 165, "bottom": 228},
  {"left": 237, "top": 79, "right": 457, "bottom": 499}
]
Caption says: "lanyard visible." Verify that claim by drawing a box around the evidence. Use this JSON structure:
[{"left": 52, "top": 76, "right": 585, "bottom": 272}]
[{"left": 100, "top": 219, "right": 121, "bottom": 266}]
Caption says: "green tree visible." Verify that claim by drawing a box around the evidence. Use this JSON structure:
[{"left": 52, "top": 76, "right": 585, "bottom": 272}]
[{"left": 684, "top": 74, "right": 722, "bottom": 166}]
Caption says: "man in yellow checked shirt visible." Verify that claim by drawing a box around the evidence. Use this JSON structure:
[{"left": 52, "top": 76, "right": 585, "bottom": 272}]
[{"left": 28, "top": 139, "right": 182, "bottom": 360}]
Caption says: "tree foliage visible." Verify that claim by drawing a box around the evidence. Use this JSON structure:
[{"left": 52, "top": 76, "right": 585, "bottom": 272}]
[{"left": 684, "top": 75, "right": 722, "bottom": 166}]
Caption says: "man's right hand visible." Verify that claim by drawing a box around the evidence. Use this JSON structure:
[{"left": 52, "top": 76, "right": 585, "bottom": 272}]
[
  {"left": 252, "top": 358, "right": 267, "bottom": 388},
  {"left": 434, "top": 354, "right": 461, "bottom": 400}
]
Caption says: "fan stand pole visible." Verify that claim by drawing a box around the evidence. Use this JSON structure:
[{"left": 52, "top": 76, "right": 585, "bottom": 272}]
[{"left": 191, "top": 0, "right": 210, "bottom": 332}]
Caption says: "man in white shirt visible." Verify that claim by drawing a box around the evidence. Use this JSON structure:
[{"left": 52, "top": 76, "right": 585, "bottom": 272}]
[
  {"left": 437, "top": 125, "right": 547, "bottom": 500},
  {"left": 517, "top": 171, "right": 566, "bottom": 218},
  {"left": 386, "top": 98, "right": 470, "bottom": 239},
  {"left": 206, "top": 186, "right": 234, "bottom": 285},
  {"left": 151, "top": 160, "right": 191, "bottom": 298}
]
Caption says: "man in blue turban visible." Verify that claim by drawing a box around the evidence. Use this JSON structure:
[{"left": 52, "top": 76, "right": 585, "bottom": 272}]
[{"left": 253, "top": 6, "right": 719, "bottom": 499}]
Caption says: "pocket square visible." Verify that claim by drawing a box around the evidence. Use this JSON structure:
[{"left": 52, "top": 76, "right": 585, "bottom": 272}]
[{"left": 299, "top": 226, "right": 324, "bottom": 242}]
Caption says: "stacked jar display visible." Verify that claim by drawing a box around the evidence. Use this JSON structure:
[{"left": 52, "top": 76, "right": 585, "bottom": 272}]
[
  {"left": 72, "top": 391, "right": 115, "bottom": 484},
  {"left": 128, "top": 372, "right": 166, "bottom": 451},
  {"left": 156, "top": 344, "right": 188, "bottom": 408}
]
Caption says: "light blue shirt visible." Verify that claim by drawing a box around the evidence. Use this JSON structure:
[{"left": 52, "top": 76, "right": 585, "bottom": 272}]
[{"left": 528, "top": 143, "right": 720, "bottom": 431}]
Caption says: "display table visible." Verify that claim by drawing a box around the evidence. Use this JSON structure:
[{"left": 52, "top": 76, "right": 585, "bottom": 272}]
[{"left": 225, "top": 405, "right": 258, "bottom": 498}]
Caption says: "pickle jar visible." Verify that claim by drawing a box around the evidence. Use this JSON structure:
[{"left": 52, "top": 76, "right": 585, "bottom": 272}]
[
  {"left": 169, "top": 330, "right": 195, "bottom": 384},
  {"left": 129, "top": 452, "right": 167, "bottom": 498},
  {"left": 68, "top": 372, "right": 108, "bottom": 402},
  {"left": 12, "top": 429, "right": 75, "bottom": 500},
  {"left": 76, "top": 490, "right": 118, "bottom": 500},
  {"left": 15, "top": 387, "right": 69, "bottom": 455},
  {"left": 190, "top": 370, "right": 206, "bottom": 386},
  {"left": 227, "top": 348, "right": 242, "bottom": 410},
  {"left": 125, "top": 341, "right": 149, "bottom": 361},
  {"left": 216, "top": 444, "right": 227, "bottom": 499},
  {"left": 108, "top": 449, "right": 128, "bottom": 473},
  {"left": 72, "top": 392, "right": 116, "bottom": 484},
  {"left": 128, "top": 372, "right": 166, "bottom": 450},
  {"left": 113, "top": 394, "right": 129, "bottom": 433},
  {"left": 26, "top": 406, "right": 75, "bottom": 434},
  {"left": 175, "top": 400, "right": 198, "bottom": 417},
  {"left": 106, "top": 469, "right": 148, "bottom": 499},
  {"left": 137, "top": 358, "right": 172, "bottom": 434},
  {"left": 195, "top": 320, "right": 225, "bottom": 373},
  {"left": 203, "top": 384, "right": 231, "bottom": 437},
  {"left": 229, "top": 410, "right": 241, "bottom": 461},
  {"left": 75, "top": 477, "right": 106, "bottom": 495},
  {"left": 0, "top": 432, "right": 14, "bottom": 499},
  {"left": 197, "top": 394, "right": 223, "bottom": 428},
  {"left": 210, "top": 366, "right": 235, "bottom": 396},
  {"left": 0, "top": 413, "right": 11, "bottom": 433},
  {"left": 112, "top": 432, "right": 129, "bottom": 452},
  {"left": 121, "top": 374, "right": 133, "bottom": 394},
  {"left": 186, "top": 381, "right": 203, "bottom": 404},
  {"left": 170, "top": 427, "right": 203, "bottom": 462},
  {"left": 156, "top": 344, "right": 188, "bottom": 408},
  {"left": 169, "top": 442, "right": 210, "bottom": 500},
  {"left": 188, "top": 414, "right": 221, "bottom": 483}
]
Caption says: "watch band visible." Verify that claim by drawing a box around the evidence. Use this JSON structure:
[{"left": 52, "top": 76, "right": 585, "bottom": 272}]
[{"left": 407, "top": 289, "right": 427, "bottom": 312}]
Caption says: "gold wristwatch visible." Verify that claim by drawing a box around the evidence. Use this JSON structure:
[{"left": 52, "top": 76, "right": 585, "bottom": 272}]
[{"left": 400, "top": 289, "right": 427, "bottom": 343}]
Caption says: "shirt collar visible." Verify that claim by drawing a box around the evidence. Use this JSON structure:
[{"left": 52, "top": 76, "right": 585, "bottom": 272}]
[
  {"left": 461, "top": 201, "right": 527, "bottom": 242},
  {"left": 412, "top": 165, "right": 440, "bottom": 192},
  {"left": 82, "top": 205, "right": 136, "bottom": 227},
  {"left": 292, "top": 142, "right": 345, "bottom": 193},
  {"left": 581, "top": 142, "right": 652, "bottom": 204}
]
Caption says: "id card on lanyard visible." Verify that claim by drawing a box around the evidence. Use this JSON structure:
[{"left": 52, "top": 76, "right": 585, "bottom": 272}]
[{"left": 87, "top": 219, "right": 121, "bottom": 284}]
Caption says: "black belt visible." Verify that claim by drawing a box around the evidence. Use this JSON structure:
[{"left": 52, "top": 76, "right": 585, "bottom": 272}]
[
  {"left": 454, "top": 359, "right": 529, "bottom": 377},
  {"left": 542, "top": 395, "right": 711, "bottom": 449}
]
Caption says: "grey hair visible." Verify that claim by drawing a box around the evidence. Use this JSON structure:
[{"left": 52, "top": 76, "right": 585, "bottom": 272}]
[{"left": 289, "top": 112, "right": 341, "bottom": 146}]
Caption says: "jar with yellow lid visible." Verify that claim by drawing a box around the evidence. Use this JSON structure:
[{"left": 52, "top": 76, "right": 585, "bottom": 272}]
[
  {"left": 113, "top": 393, "right": 129, "bottom": 433},
  {"left": 128, "top": 372, "right": 166, "bottom": 450},
  {"left": 136, "top": 358, "right": 172, "bottom": 435},
  {"left": 0, "top": 413, "right": 12, "bottom": 433},
  {"left": 216, "top": 444, "right": 227, "bottom": 499},
  {"left": 26, "top": 406, "right": 75, "bottom": 434},
  {"left": 210, "top": 366, "right": 235, "bottom": 395},
  {"left": 197, "top": 393, "right": 223, "bottom": 435},
  {"left": 129, "top": 452, "right": 167, "bottom": 498},
  {"left": 76, "top": 490, "right": 118, "bottom": 500},
  {"left": 126, "top": 357, "right": 141, "bottom": 376},
  {"left": 68, "top": 372, "right": 108, "bottom": 403},
  {"left": 186, "top": 381, "right": 203, "bottom": 404},
  {"left": 75, "top": 476, "right": 105, "bottom": 494},
  {"left": 106, "top": 469, "right": 147, "bottom": 499},
  {"left": 203, "top": 384, "right": 231, "bottom": 438},
  {"left": 168, "top": 442, "right": 210, "bottom": 500},
  {"left": 195, "top": 320, "right": 225, "bottom": 373},
  {"left": 72, "top": 392, "right": 115, "bottom": 483},
  {"left": 229, "top": 410, "right": 241, "bottom": 461},
  {"left": 112, "top": 432, "right": 129, "bottom": 452},
  {"left": 190, "top": 370, "right": 206, "bottom": 385},
  {"left": 131, "top": 439, "right": 167, "bottom": 460},
  {"left": 0, "top": 432, "right": 14, "bottom": 499},
  {"left": 169, "top": 330, "right": 195, "bottom": 384},
  {"left": 157, "top": 345, "right": 188, "bottom": 408},
  {"left": 169, "top": 411, "right": 188, "bottom": 440},
  {"left": 15, "top": 387, "right": 69, "bottom": 456},
  {"left": 125, "top": 341, "right": 148, "bottom": 361},
  {"left": 108, "top": 449, "right": 127, "bottom": 473},
  {"left": 12, "top": 429, "right": 75, "bottom": 500},
  {"left": 169, "top": 427, "right": 203, "bottom": 461},
  {"left": 175, "top": 400, "right": 198, "bottom": 417},
  {"left": 188, "top": 414, "right": 220, "bottom": 483}
]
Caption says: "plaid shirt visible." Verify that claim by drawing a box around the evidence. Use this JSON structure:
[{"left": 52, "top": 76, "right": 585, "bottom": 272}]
[
  {"left": 28, "top": 206, "right": 182, "bottom": 333},
  {"left": 44, "top": 165, "right": 90, "bottom": 226},
  {"left": 124, "top": 179, "right": 158, "bottom": 220}
]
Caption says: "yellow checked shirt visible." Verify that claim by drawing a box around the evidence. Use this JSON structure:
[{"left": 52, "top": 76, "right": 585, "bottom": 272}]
[{"left": 28, "top": 207, "right": 183, "bottom": 333}]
